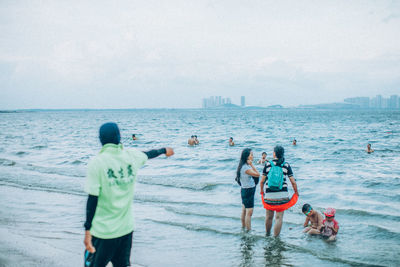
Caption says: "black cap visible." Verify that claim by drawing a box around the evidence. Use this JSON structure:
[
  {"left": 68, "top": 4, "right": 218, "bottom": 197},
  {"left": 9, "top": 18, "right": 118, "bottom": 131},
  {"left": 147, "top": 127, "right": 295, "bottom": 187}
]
[{"left": 99, "top": 122, "right": 121, "bottom": 146}]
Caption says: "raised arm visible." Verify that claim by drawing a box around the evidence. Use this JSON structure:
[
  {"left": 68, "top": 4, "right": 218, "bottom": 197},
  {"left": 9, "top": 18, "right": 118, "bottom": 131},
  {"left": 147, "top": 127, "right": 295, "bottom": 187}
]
[
  {"left": 143, "top": 147, "right": 174, "bottom": 159},
  {"left": 245, "top": 162, "right": 260, "bottom": 177}
]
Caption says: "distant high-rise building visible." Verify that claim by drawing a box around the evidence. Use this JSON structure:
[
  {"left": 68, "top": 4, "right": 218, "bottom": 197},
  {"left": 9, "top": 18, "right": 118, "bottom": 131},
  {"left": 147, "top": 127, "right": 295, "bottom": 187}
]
[
  {"left": 376, "top": 95, "right": 382, "bottom": 109},
  {"left": 241, "top": 96, "right": 245, "bottom": 107},
  {"left": 389, "top": 95, "right": 398, "bottom": 109},
  {"left": 202, "top": 96, "right": 234, "bottom": 108}
]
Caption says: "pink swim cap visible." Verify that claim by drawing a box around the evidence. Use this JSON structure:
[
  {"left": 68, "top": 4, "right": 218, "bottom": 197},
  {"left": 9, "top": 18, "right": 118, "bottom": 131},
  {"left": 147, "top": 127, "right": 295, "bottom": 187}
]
[{"left": 324, "top": 207, "right": 336, "bottom": 217}]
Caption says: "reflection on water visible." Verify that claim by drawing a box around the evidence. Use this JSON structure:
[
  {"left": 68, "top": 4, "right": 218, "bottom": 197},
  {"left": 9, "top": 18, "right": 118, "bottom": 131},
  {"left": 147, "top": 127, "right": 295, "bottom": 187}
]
[
  {"left": 239, "top": 233, "right": 255, "bottom": 267},
  {"left": 263, "top": 237, "right": 286, "bottom": 267}
]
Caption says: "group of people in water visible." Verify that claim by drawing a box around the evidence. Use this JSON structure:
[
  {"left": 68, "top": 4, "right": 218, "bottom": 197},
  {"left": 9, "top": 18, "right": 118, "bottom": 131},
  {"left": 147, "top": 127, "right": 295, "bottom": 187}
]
[
  {"left": 84, "top": 123, "right": 376, "bottom": 266},
  {"left": 235, "top": 142, "right": 339, "bottom": 241}
]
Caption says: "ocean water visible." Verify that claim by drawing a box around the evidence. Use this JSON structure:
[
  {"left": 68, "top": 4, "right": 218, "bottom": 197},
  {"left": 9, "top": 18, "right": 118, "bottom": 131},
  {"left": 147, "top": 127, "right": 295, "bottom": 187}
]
[{"left": 0, "top": 109, "right": 399, "bottom": 267}]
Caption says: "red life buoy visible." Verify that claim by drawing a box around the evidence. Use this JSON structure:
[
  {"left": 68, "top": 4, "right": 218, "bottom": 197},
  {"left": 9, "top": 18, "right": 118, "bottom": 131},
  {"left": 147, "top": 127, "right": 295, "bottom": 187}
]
[{"left": 261, "top": 193, "right": 298, "bottom": 212}]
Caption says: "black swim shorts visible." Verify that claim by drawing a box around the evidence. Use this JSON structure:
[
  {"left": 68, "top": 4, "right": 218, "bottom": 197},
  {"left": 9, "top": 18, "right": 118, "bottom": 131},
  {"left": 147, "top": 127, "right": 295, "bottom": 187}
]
[
  {"left": 241, "top": 187, "right": 256, "bottom": 208},
  {"left": 84, "top": 231, "right": 133, "bottom": 267}
]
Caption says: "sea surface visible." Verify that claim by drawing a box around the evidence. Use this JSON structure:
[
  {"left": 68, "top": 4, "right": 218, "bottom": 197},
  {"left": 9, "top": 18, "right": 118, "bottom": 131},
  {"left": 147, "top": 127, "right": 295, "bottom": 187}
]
[{"left": 0, "top": 109, "right": 399, "bottom": 267}]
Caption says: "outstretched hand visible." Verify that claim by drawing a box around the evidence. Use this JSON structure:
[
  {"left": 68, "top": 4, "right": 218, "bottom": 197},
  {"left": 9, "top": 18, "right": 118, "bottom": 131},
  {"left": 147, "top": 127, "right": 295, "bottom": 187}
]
[
  {"left": 84, "top": 230, "right": 96, "bottom": 253},
  {"left": 165, "top": 147, "right": 174, "bottom": 157}
]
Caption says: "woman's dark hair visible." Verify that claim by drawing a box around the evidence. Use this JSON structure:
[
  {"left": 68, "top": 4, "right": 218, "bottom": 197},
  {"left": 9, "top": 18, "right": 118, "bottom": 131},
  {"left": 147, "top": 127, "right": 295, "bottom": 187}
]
[
  {"left": 274, "top": 145, "right": 285, "bottom": 165},
  {"left": 236, "top": 148, "right": 251, "bottom": 180},
  {"left": 302, "top": 203, "right": 312, "bottom": 213},
  {"left": 262, "top": 152, "right": 267, "bottom": 156}
]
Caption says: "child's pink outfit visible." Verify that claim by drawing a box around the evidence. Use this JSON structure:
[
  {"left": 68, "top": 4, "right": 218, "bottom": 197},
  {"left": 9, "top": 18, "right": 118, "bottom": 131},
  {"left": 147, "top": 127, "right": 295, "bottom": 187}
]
[{"left": 321, "top": 218, "right": 339, "bottom": 237}]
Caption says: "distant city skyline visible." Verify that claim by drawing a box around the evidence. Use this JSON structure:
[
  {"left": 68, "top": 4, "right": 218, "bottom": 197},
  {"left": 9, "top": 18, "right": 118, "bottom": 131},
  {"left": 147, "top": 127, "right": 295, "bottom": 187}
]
[
  {"left": 1, "top": 1, "right": 400, "bottom": 109},
  {"left": 202, "top": 94, "right": 400, "bottom": 109}
]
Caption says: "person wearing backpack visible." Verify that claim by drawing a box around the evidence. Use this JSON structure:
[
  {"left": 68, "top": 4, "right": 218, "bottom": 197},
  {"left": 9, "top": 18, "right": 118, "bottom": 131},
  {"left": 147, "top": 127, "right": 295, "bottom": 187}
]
[
  {"left": 260, "top": 145, "right": 299, "bottom": 236},
  {"left": 236, "top": 148, "right": 260, "bottom": 231}
]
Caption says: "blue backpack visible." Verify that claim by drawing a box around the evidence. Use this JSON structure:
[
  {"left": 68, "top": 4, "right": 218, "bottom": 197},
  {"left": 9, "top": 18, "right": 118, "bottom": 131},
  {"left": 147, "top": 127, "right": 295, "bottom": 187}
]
[{"left": 267, "top": 160, "right": 285, "bottom": 190}]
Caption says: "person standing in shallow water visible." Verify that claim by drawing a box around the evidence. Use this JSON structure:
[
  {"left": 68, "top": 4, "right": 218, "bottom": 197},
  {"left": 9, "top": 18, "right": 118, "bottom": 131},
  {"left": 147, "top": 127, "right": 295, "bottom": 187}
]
[
  {"left": 260, "top": 145, "right": 299, "bottom": 236},
  {"left": 83, "top": 122, "right": 174, "bottom": 267},
  {"left": 236, "top": 148, "right": 260, "bottom": 231}
]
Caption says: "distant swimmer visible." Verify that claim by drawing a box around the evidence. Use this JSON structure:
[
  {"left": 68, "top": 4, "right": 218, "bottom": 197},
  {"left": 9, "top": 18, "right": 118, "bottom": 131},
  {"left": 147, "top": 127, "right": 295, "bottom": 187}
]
[
  {"left": 229, "top": 137, "right": 235, "bottom": 146},
  {"left": 236, "top": 148, "right": 260, "bottom": 231},
  {"left": 320, "top": 208, "right": 339, "bottom": 241},
  {"left": 257, "top": 152, "right": 267, "bottom": 164},
  {"left": 292, "top": 138, "right": 297, "bottom": 146},
  {"left": 188, "top": 135, "right": 199, "bottom": 146},
  {"left": 132, "top": 134, "right": 137, "bottom": 141},
  {"left": 302, "top": 204, "right": 323, "bottom": 235},
  {"left": 188, "top": 135, "right": 195, "bottom": 146},
  {"left": 366, "top": 143, "right": 374, "bottom": 153}
]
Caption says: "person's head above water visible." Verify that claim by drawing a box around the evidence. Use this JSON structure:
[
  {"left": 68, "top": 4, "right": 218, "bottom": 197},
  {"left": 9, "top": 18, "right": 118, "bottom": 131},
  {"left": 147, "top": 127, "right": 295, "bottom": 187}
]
[
  {"left": 99, "top": 122, "right": 121, "bottom": 146},
  {"left": 230, "top": 137, "right": 233, "bottom": 141},
  {"left": 262, "top": 152, "right": 267, "bottom": 157},
  {"left": 302, "top": 203, "right": 313, "bottom": 216}
]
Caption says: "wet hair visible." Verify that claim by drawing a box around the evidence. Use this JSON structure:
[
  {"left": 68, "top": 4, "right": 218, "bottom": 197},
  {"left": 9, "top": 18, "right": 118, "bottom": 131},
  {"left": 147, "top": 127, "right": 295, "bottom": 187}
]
[
  {"left": 274, "top": 145, "right": 285, "bottom": 165},
  {"left": 132, "top": 134, "right": 136, "bottom": 137},
  {"left": 99, "top": 122, "right": 120, "bottom": 146},
  {"left": 236, "top": 148, "right": 251, "bottom": 180},
  {"left": 191, "top": 135, "right": 194, "bottom": 138},
  {"left": 230, "top": 137, "right": 233, "bottom": 140},
  {"left": 194, "top": 135, "right": 197, "bottom": 138},
  {"left": 262, "top": 152, "right": 267, "bottom": 156},
  {"left": 302, "top": 203, "right": 312, "bottom": 213}
]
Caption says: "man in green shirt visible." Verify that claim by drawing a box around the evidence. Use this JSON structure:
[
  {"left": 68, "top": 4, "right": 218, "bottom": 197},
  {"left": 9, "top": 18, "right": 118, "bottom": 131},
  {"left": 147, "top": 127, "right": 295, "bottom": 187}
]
[{"left": 84, "top": 122, "right": 174, "bottom": 267}]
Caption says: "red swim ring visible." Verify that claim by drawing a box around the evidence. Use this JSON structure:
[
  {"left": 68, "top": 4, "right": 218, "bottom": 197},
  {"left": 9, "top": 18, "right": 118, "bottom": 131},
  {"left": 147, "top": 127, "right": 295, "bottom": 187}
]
[{"left": 261, "top": 193, "right": 298, "bottom": 212}]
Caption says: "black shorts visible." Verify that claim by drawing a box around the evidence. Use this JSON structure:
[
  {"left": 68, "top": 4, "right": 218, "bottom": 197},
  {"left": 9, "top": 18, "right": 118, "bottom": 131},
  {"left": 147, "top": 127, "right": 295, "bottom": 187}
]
[
  {"left": 84, "top": 231, "right": 133, "bottom": 267},
  {"left": 241, "top": 187, "right": 256, "bottom": 208}
]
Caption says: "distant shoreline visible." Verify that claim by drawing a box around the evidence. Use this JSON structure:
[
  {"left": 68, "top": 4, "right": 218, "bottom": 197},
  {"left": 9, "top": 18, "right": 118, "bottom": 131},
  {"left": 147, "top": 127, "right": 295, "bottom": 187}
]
[{"left": 1, "top": 107, "right": 399, "bottom": 112}]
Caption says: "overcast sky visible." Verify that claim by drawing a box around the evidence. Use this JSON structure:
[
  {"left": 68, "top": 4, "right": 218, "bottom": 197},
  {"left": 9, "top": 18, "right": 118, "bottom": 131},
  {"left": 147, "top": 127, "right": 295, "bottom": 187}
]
[{"left": 1, "top": 0, "right": 399, "bottom": 109}]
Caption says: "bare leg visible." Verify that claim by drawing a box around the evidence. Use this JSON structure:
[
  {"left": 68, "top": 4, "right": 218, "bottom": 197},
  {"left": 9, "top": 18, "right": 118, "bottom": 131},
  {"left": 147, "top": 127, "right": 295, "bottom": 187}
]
[
  {"left": 303, "top": 227, "right": 311, "bottom": 233},
  {"left": 265, "top": 210, "right": 274, "bottom": 235},
  {"left": 307, "top": 228, "right": 321, "bottom": 235},
  {"left": 241, "top": 205, "right": 246, "bottom": 229},
  {"left": 245, "top": 208, "right": 254, "bottom": 231},
  {"left": 274, "top": 211, "right": 284, "bottom": 237},
  {"left": 327, "top": 235, "right": 336, "bottom": 242}
]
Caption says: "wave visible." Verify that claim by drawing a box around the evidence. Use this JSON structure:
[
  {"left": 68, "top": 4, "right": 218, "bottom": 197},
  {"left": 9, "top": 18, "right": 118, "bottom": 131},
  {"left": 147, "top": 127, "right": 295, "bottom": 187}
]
[
  {"left": 137, "top": 179, "right": 225, "bottom": 191},
  {"left": 15, "top": 151, "right": 28, "bottom": 156},
  {"left": 31, "top": 145, "right": 47, "bottom": 150},
  {"left": 0, "top": 158, "right": 16, "bottom": 166},
  {"left": 134, "top": 195, "right": 238, "bottom": 208},
  {"left": 71, "top": 160, "right": 84, "bottom": 165},
  {"left": 0, "top": 180, "right": 85, "bottom": 197},
  {"left": 24, "top": 164, "right": 84, "bottom": 178},
  {"left": 366, "top": 224, "right": 400, "bottom": 239},
  {"left": 336, "top": 208, "right": 400, "bottom": 221}
]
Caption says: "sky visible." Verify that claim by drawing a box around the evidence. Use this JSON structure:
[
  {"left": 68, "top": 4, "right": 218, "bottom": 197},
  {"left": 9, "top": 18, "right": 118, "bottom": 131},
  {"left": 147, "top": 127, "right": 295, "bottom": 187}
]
[{"left": 0, "top": 0, "right": 399, "bottom": 109}]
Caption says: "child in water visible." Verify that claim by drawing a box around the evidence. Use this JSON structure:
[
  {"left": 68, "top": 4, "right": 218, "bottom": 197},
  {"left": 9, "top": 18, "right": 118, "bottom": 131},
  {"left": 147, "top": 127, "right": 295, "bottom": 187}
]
[
  {"left": 257, "top": 152, "right": 267, "bottom": 164},
  {"left": 302, "top": 204, "right": 323, "bottom": 235},
  {"left": 320, "top": 207, "right": 339, "bottom": 241}
]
